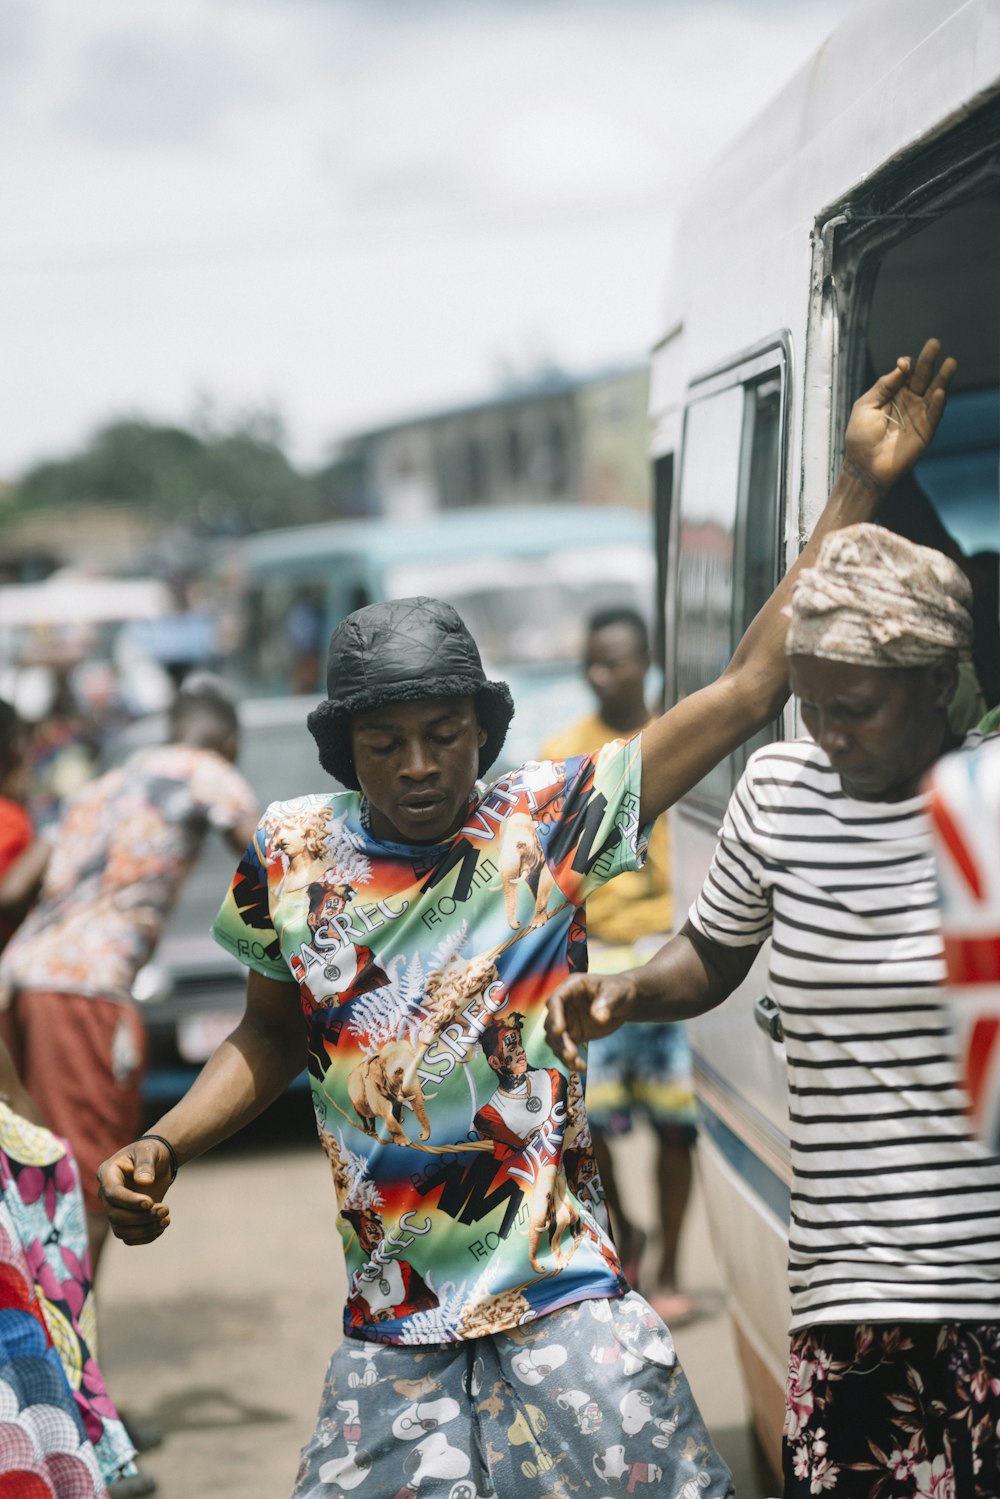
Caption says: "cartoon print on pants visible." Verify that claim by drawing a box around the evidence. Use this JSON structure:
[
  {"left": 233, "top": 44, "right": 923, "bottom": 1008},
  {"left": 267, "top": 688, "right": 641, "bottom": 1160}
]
[
  {"left": 593, "top": 1444, "right": 663, "bottom": 1489},
  {"left": 555, "top": 1387, "right": 603, "bottom": 1434},
  {"left": 317, "top": 1399, "right": 373, "bottom": 1491},
  {"left": 620, "top": 1390, "right": 681, "bottom": 1448},
  {"left": 507, "top": 1402, "right": 556, "bottom": 1479},
  {"left": 397, "top": 1430, "right": 471, "bottom": 1495},
  {"left": 510, "top": 1343, "right": 569, "bottom": 1386},
  {"left": 391, "top": 1397, "right": 461, "bottom": 1441}
]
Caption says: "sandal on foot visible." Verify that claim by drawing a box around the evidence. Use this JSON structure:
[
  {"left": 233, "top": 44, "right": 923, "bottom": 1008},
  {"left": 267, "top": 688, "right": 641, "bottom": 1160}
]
[{"left": 649, "top": 1290, "right": 697, "bottom": 1327}]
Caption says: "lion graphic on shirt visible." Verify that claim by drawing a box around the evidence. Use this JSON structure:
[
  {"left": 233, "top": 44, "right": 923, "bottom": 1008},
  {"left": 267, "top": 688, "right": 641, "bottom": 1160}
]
[{"left": 348, "top": 1039, "right": 432, "bottom": 1145}]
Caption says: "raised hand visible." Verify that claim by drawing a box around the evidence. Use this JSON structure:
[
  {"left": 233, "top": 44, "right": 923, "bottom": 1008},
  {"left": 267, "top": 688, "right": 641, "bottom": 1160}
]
[{"left": 844, "top": 338, "right": 957, "bottom": 493}]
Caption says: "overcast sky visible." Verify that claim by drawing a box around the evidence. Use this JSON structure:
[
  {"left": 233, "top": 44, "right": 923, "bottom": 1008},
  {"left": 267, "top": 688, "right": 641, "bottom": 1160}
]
[{"left": 0, "top": 0, "right": 855, "bottom": 480}]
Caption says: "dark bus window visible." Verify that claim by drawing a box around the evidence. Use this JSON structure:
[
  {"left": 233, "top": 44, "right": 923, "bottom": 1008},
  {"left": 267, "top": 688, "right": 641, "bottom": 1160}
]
[
  {"left": 733, "top": 376, "right": 784, "bottom": 776},
  {"left": 240, "top": 577, "right": 327, "bottom": 694},
  {"left": 674, "top": 367, "right": 784, "bottom": 813},
  {"left": 675, "top": 384, "right": 744, "bottom": 810},
  {"left": 652, "top": 452, "right": 674, "bottom": 700}
]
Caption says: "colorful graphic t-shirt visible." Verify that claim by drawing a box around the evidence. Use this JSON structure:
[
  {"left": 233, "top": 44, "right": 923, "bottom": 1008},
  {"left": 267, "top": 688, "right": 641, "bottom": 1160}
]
[
  {"left": 541, "top": 712, "right": 671, "bottom": 943},
  {"left": 211, "top": 739, "right": 647, "bottom": 1345},
  {"left": 0, "top": 744, "right": 257, "bottom": 1004}
]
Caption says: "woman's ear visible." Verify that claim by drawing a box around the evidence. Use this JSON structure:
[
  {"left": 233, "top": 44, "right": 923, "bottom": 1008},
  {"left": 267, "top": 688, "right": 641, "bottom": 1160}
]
[{"left": 930, "top": 658, "right": 961, "bottom": 710}]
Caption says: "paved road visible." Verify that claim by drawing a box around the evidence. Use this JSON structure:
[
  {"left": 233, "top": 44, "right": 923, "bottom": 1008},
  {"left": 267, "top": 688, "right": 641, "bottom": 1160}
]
[{"left": 99, "top": 1104, "right": 776, "bottom": 1497}]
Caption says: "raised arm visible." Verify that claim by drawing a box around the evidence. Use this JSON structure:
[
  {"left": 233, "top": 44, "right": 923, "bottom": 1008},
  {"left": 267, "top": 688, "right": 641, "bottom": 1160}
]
[
  {"left": 637, "top": 338, "right": 957, "bottom": 825},
  {"left": 97, "top": 968, "right": 305, "bottom": 1244},
  {"left": 545, "top": 920, "right": 759, "bottom": 1072}
]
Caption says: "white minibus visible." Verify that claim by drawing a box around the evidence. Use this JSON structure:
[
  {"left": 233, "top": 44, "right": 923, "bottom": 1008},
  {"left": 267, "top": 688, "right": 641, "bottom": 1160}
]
[{"left": 652, "top": 0, "right": 1000, "bottom": 1472}]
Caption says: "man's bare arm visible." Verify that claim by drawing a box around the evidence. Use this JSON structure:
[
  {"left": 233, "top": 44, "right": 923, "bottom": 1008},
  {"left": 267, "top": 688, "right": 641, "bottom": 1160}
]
[
  {"left": 98, "top": 968, "right": 305, "bottom": 1243},
  {"left": 637, "top": 339, "right": 957, "bottom": 826}
]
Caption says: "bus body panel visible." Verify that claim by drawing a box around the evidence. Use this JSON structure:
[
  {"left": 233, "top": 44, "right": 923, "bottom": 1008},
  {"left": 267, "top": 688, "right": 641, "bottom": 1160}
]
[{"left": 652, "top": 0, "right": 1000, "bottom": 1469}]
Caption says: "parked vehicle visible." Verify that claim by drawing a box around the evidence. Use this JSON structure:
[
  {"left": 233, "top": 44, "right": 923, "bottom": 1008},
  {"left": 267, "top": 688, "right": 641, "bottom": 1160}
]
[
  {"left": 220, "top": 502, "right": 652, "bottom": 774},
  {"left": 132, "top": 502, "right": 653, "bottom": 1107},
  {"left": 650, "top": 0, "right": 1000, "bottom": 1473}
]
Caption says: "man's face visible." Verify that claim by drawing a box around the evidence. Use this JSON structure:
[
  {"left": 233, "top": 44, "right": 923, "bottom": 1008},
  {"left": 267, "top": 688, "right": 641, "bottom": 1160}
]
[
  {"left": 318, "top": 891, "right": 347, "bottom": 927},
  {"left": 489, "top": 1026, "right": 527, "bottom": 1078},
  {"left": 356, "top": 1215, "right": 384, "bottom": 1254},
  {"left": 585, "top": 623, "right": 648, "bottom": 718},
  {"left": 308, "top": 890, "right": 346, "bottom": 934},
  {"left": 350, "top": 695, "right": 487, "bottom": 845},
  {"left": 788, "top": 654, "right": 956, "bottom": 802}
]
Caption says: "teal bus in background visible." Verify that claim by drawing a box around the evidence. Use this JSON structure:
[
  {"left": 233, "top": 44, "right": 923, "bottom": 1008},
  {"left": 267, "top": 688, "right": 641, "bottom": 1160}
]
[{"left": 218, "top": 502, "right": 653, "bottom": 777}]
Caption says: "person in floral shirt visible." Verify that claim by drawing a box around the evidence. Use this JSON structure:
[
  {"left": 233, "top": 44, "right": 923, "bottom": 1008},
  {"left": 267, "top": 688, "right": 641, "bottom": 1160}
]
[{"left": 0, "top": 675, "right": 258, "bottom": 1272}]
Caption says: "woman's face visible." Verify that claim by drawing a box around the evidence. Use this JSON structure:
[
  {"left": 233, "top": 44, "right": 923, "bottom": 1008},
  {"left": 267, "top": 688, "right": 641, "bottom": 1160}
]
[{"left": 788, "top": 654, "right": 956, "bottom": 802}]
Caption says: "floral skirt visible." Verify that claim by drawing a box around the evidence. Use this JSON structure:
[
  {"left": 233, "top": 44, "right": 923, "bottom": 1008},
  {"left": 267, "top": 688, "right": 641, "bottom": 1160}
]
[
  {"left": 784, "top": 1321, "right": 1000, "bottom": 1498},
  {"left": 0, "top": 1104, "right": 136, "bottom": 1494}
]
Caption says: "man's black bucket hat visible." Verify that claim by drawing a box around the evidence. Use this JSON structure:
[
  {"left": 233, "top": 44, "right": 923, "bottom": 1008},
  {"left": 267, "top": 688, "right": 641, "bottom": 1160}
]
[{"left": 306, "top": 595, "right": 515, "bottom": 791}]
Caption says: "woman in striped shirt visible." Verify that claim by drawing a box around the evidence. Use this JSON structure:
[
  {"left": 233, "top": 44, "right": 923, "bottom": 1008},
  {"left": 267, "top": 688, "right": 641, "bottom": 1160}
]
[{"left": 547, "top": 523, "right": 1000, "bottom": 1499}]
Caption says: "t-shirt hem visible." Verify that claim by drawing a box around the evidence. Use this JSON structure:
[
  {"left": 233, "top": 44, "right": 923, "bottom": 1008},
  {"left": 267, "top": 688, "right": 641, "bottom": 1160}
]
[
  {"left": 342, "top": 1279, "right": 629, "bottom": 1347},
  {"left": 9, "top": 983, "right": 134, "bottom": 1006}
]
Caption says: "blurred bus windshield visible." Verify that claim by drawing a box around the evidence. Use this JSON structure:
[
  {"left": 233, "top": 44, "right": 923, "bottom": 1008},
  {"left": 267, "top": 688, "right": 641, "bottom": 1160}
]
[
  {"left": 222, "top": 505, "right": 654, "bottom": 697},
  {"left": 385, "top": 545, "right": 650, "bottom": 670}
]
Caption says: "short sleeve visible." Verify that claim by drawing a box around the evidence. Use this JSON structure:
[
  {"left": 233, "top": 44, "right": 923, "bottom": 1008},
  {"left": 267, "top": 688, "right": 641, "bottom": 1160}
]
[
  {"left": 210, "top": 816, "right": 291, "bottom": 982},
  {"left": 189, "top": 755, "right": 257, "bottom": 834},
  {"left": 688, "top": 764, "right": 772, "bottom": 949},
  {"left": 542, "top": 735, "right": 646, "bottom": 906}
]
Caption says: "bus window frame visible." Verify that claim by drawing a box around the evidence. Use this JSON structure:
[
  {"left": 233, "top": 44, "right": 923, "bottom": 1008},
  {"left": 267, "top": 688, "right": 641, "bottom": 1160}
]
[
  {"left": 818, "top": 93, "right": 1000, "bottom": 479},
  {"left": 668, "top": 336, "right": 791, "bottom": 825}
]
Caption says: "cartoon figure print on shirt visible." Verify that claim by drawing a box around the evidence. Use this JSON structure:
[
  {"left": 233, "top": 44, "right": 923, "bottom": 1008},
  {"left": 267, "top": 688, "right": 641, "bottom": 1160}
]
[
  {"left": 473, "top": 1011, "right": 581, "bottom": 1273},
  {"left": 344, "top": 1203, "right": 439, "bottom": 1329},
  {"left": 267, "top": 806, "right": 390, "bottom": 1009},
  {"left": 498, "top": 811, "right": 556, "bottom": 930},
  {"left": 348, "top": 1038, "right": 431, "bottom": 1145},
  {"left": 213, "top": 743, "right": 645, "bottom": 1343}
]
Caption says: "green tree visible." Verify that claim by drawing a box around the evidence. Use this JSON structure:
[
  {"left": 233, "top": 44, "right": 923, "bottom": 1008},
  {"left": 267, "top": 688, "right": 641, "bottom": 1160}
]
[{"left": 7, "top": 413, "right": 327, "bottom": 535}]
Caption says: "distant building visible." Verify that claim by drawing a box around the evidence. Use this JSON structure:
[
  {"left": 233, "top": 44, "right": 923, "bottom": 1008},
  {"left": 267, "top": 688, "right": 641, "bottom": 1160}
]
[
  {"left": 316, "top": 365, "right": 650, "bottom": 521},
  {"left": 0, "top": 500, "right": 159, "bottom": 582}
]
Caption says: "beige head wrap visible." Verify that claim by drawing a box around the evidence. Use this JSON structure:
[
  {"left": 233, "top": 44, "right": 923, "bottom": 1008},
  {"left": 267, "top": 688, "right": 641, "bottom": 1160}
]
[{"left": 786, "top": 523, "right": 973, "bottom": 667}]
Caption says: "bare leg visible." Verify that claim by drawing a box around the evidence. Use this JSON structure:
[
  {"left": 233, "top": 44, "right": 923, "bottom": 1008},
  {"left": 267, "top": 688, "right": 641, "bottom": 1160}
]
[
  {"left": 651, "top": 1135, "right": 695, "bottom": 1321},
  {"left": 592, "top": 1129, "right": 645, "bottom": 1285}
]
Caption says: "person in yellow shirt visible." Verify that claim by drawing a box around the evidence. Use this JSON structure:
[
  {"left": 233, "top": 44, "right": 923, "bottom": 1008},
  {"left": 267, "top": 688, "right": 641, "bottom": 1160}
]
[{"left": 541, "top": 606, "right": 697, "bottom": 1324}]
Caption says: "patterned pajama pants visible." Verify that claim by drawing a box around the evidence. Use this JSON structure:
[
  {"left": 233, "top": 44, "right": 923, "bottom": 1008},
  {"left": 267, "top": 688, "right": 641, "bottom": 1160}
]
[{"left": 292, "top": 1291, "right": 734, "bottom": 1498}]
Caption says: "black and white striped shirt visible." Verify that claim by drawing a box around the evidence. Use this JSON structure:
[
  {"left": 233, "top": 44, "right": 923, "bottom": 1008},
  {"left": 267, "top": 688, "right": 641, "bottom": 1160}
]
[{"left": 689, "top": 738, "right": 1000, "bottom": 1331}]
